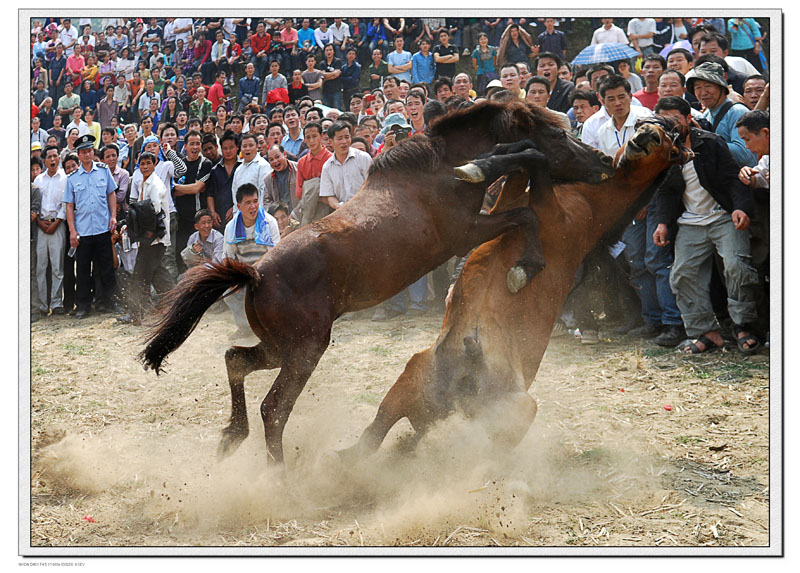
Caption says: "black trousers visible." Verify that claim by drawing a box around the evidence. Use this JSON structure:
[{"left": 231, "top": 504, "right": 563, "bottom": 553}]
[
  {"left": 130, "top": 242, "right": 166, "bottom": 320},
  {"left": 175, "top": 218, "right": 195, "bottom": 275},
  {"left": 75, "top": 232, "right": 116, "bottom": 312}
]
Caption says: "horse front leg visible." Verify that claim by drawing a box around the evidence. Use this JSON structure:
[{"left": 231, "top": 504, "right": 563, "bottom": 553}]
[
  {"left": 218, "top": 342, "right": 281, "bottom": 460},
  {"left": 454, "top": 139, "right": 539, "bottom": 183},
  {"left": 260, "top": 339, "right": 328, "bottom": 464}
]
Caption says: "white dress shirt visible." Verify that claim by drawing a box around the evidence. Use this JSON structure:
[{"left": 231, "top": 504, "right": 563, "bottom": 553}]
[
  {"left": 596, "top": 105, "right": 654, "bottom": 159},
  {"left": 319, "top": 147, "right": 372, "bottom": 203},
  {"left": 230, "top": 153, "right": 271, "bottom": 213},
  {"left": 34, "top": 168, "right": 67, "bottom": 220}
]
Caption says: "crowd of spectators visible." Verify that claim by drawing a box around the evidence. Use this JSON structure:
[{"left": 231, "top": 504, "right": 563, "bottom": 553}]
[{"left": 29, "top": 16, "right": 771, "bottom": 352}]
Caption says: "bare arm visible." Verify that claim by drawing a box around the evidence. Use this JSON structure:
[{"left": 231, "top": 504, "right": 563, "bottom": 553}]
[
  {"left": 173, "top": 180, "right": 205, "bottom": 196},
  {"left": 66, "top": 202, "right": 79, "bottom": 247}
]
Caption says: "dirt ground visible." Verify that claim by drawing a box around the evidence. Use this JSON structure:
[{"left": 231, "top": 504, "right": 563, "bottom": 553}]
[{"left": 28, "top": 307, "right": 771, "bottom": 549}]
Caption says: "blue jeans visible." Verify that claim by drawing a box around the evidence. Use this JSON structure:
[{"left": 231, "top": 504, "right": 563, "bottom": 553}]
[
  {"left": 621, "top": 208, "right": 682, "bottom": 326},
  {"left": 322, "top": 90, "right": 342, "bottom": 110},
  {"left": 388, "top": 275, "right": 428, "bottom": 313}
]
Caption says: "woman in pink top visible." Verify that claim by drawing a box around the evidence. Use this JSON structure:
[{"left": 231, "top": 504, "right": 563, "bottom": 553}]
[{"left": 66, "top": 44, "right": 85, "bottom": 90}]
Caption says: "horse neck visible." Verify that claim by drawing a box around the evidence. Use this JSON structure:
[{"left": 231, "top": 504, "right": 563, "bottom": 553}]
[
  {"left": 573, "top": 161, "right": 666, "bottom": 243},
  {"left": 436, "top": 132, "right": 498, "bottom": 167}
]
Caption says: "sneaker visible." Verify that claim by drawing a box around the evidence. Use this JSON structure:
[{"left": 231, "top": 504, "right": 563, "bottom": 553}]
[
  {"left": 51, "top": 307, "right": 65, "bottom": 315},
  {"left": 653, "top": 325, "right": 686, "bottom": 347},
  {"left": 580, "top": 329, "right": 600, "bottom": 345},
  {"left": 628, "top": 323, "right": 662, "bottom": 339}
]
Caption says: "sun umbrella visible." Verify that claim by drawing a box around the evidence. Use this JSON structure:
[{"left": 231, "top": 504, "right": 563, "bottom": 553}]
[
  {"left": 659, "top": 39, "right": 694, "bottom": 58},
  {"left": 571, "top": 42, "right": 641, "bottom": 65}
]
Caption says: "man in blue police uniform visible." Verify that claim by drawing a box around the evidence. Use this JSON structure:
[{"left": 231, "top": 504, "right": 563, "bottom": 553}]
[{"left": 63, "top": 134, "right": 119, "bottom": 319}]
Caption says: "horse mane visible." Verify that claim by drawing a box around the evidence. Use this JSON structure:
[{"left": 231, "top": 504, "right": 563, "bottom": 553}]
[
  {"left": 368, "top": 100, "right": 569, "bottom": 176},
  {"left": 428, "top": 99, "right": 566, "bottom": 140},
  {"left": 368, "top": 134, "right": 442, "bottom": 175}
]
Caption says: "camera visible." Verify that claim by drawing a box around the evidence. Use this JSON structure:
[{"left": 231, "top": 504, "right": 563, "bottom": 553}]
[{"left": 389, "top": 123, "right": 412, "bottom": 141}]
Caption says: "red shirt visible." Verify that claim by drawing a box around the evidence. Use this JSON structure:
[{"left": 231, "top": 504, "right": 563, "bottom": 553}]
[
  {"left": 295, "top": 147, "right": 332, "bottom": 198},
  {"left": 632, "top": 88, "right": 659, "bottom": 111},
  {"left": 194, "top": 40, "right": 212, "bottom": 65},
  {"left": 251, "top": 32, "right": 271, "bottom": 56},
  {"left": 31, "top": 104, "right": 40, "bottom": 119},
  {"left": 208, "top": 81, "right": 225, "bottom": 111}
]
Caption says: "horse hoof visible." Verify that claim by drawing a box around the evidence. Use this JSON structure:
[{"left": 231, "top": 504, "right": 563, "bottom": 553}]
[
  {"left": 216, "top": 428, "right": 247, "bottom": 460},
  {"left": 506, "top": 266, "right": 529, "bottom": 294},
  {"left": 454, "top": 163, "right": 485, "bottom": 183}
]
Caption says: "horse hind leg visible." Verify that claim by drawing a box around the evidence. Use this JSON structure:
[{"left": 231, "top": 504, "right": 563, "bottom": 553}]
[
  {"left": 260, "top": 339, "right": 329, "bottom": 464},
  {"left": 217, "top": 341, "right": 280, "bottom": 460},
  {"left": 338, "top": 353, "right": 429, "bottom": 464}
]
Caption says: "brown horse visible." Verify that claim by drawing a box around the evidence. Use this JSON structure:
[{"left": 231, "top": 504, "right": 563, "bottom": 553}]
[
  {"left": 341, "top": 118, "right": 689, "bottom": 459},
  {"left": 139, "top": 100, "right": 615, "bottom": 464}
]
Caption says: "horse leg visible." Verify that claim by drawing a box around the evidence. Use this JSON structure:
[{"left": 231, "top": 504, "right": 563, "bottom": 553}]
[
  {"left": 218, "top": 342, "right": 281, "bottom": 459},
  {"left": 475, "top": 139, "right": 538, "bottom": 160},
  {"left": 454, "top": 141, "right": 539, "bottom": 183},
  {"left": 472, "top": 391, "right": 539, "bottom": 450},
  {"left": 260, "top": 339, "right": 328, "bottom": 464},
  {"left": 338, "top": 351, "right": 430, "bottom": 463},
  {"left": 462, "top": 205, "right": 546, "bottom": 293}
]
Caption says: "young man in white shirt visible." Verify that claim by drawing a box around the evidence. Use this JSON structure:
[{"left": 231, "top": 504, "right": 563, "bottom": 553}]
[
  {"left": 230, "top": 133, "right": 271, "bottom": 212},
  {"left": 126, "top": 150, "right": 171, "bottom": 324},
  {"left": 33, "top": 145, "right": 68, "bottom": 315},
  {"left": 223, "top": 183, "right": 280, "bottom": 338},
  {"left": 596, "top": 75, "right": 684, "bottom": 345},
  {"left": 590, "top": 18, "right": 628, "bottom": 45},
  {"left": 319, "top": 121, "right": 372, "bottom": 210}
]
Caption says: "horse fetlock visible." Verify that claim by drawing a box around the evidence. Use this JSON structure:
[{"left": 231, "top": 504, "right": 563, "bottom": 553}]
[
  {"left": 217, "top": 424, "right": 249, "bottom": 460},
  {"left": 454, "top": 163, "right": 486, "bottom": 183}
]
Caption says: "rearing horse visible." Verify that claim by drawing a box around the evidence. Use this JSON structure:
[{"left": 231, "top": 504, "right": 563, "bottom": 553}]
[
  {"left": 341, "top": 118, "right": 690, "bottom": 460},
  {"left": 139, "top": 101, "right": 615, "bottom": 464}
]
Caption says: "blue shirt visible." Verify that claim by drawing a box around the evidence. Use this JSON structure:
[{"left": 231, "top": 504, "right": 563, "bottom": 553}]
[
  {"left": 386, "top": 49, "right": 412, "bottom": 82},
  {"left": 411, "top": 52, "right": 435, "bottom": 85},
  {"left": 727, "top": 18, "right": 761, "bottom": 51},
  {"left": 281, "top": 131, "right": 304, "bottom": 157},
  {"left": 702, "top": 102, "right": 758, "bottom": 167},
  {"left": 238, "top": 75, "right": 261, "bottom": 105},
  {"left": 341, "top": 61, "right": 361, "bottom": 91},
  {"left": 63, "top": 161, "right": 117, "bottom": 237},
  {"left": 297, "top": 27, "right": 315, "bottom": 50}
]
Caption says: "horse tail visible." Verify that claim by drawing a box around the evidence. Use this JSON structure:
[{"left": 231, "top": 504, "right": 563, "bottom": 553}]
[{"left": 139, "top": 258, "right": 261, "bottom": 374}]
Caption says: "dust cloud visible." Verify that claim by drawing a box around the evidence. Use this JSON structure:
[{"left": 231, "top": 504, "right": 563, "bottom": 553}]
[{"left": 34, "top": 390, "right": 662, "bottom": 545}]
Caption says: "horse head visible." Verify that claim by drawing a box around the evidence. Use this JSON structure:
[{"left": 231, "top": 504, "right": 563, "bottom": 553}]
[
  {"left": 430, "top": 100, "right": 615, "bottom": 185},
  {"left": 504, "top": 101, "right": 616, "bottom": 185},
  {"left": 617, "top": 116, "right": 688, "bottom": 170}
]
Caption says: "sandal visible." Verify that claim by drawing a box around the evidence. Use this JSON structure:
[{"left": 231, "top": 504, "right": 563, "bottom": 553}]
[
  {"left": 733, "top": 324, "right": 761, "bottom": 354},
  {"left": 678, "top": 334, "right": 723, "bottom": 355}
]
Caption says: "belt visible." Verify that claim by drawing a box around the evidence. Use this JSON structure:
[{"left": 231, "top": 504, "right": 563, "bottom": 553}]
[{"left": 40, "top": 217, "right": 56, "bottom": 222}]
